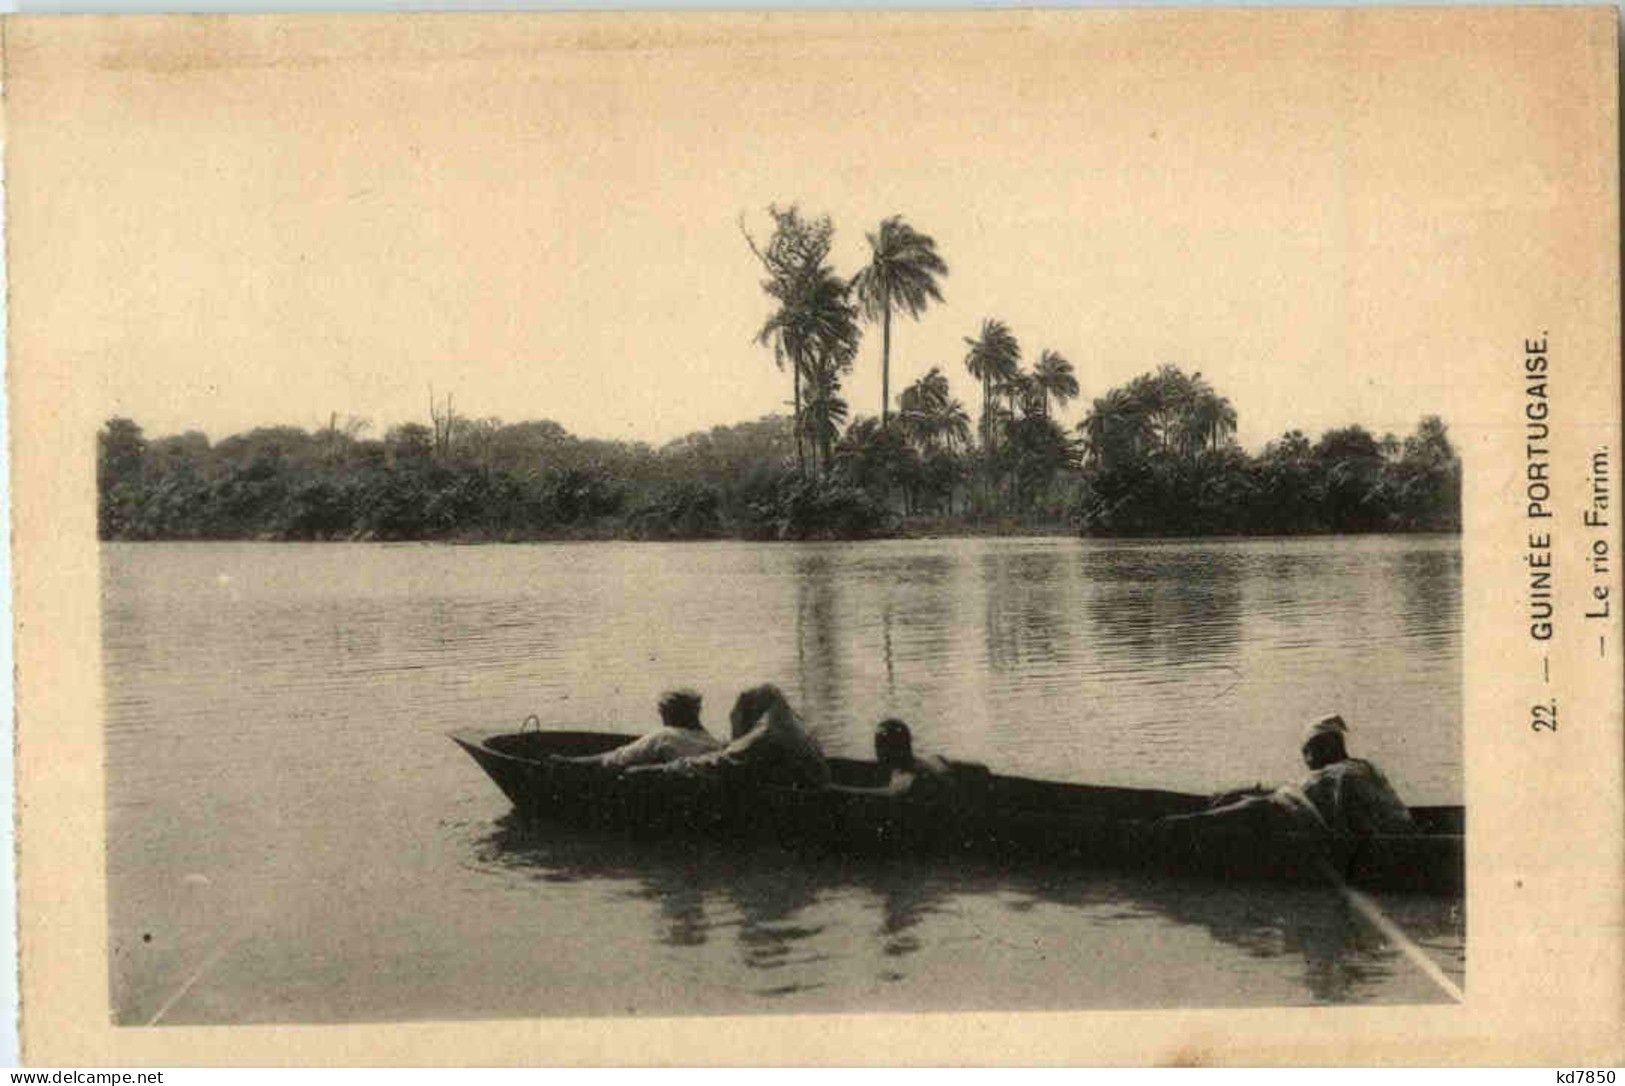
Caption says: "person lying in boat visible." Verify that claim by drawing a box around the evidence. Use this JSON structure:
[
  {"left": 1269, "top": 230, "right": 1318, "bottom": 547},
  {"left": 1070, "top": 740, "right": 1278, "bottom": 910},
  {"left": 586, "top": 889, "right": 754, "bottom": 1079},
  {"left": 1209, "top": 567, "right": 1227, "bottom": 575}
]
[
  {"left": 555, "top": 689, "right": 722, "bottom": 769},
  {"left": 626, "top": 683, "right": 831, "bottom": 789},
  {"left": 1158, "top": 714, "right": 1416, "bottom": 838}
]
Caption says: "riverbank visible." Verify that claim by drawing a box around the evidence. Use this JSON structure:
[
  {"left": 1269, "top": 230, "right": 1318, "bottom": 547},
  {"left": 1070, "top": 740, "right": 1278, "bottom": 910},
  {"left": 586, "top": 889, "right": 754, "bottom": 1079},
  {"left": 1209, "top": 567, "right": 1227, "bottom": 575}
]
[
  {"left": 100, "top": 410, "right": 1462, "bottom": 544},
  {"left": 896, "top": 516, "right": 1075, "bottom": 539},
  {"left": 425, "top": 513, "right": 1084, "bottom": 543},
  {"left": 102, "top": 519, "right": 1463, "bottom": 545}
]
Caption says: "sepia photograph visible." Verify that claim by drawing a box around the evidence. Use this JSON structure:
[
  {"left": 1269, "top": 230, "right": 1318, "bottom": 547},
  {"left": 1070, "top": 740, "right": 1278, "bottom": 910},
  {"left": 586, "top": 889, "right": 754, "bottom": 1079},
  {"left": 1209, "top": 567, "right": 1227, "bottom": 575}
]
[{"left": 7, "top": 7, "right": 1619, "bottom": 1065}]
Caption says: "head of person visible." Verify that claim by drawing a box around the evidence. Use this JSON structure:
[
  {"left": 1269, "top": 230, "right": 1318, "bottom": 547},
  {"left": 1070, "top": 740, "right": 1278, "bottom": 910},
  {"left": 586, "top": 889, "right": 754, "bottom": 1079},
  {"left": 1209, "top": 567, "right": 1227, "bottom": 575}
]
[
  {"left": 658, "top": 689, "right": 703, "bottom": 732},
  {"left": 729, "top": 684, "right": 784, "bottom": 739},
  {"left": 1301, "top": 713, "right": 1350, "bottom": 770},
  {"left": 873, "top": 718, "right": 915, "bottom": 772}
]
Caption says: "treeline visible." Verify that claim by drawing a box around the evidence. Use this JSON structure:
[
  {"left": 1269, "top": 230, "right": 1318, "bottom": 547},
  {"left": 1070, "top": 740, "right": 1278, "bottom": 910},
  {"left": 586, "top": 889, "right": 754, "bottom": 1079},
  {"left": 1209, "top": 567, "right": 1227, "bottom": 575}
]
[
  {"left": 812, "top": 364, "right": 1461, "bottom": 536},
  {"left": 96, "top": 412, "right": 893, "bottom": 542},
  {"left": 1070, "top": 365, "right": 1461, "bottom": 535},
  {"left": 1075, "top": 413, "right": 1461, "bottom": 536},
  {"left": 97, "top": 374, "right": 1458, "bottom": 544}
]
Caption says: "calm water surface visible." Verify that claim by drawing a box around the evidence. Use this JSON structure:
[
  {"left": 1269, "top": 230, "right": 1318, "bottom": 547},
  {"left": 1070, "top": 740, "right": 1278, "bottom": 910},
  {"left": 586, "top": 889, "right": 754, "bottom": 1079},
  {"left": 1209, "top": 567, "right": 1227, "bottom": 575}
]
[{"left": 103, "top": 536, "right": 1463, "bottom": 1024}]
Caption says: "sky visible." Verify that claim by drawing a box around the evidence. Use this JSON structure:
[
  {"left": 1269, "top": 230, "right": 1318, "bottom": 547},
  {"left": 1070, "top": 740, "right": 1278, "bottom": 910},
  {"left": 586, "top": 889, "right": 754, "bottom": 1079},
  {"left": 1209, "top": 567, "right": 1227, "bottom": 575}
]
[{"left": 10, "top": 10, "right": 1579, "bottom": 452}]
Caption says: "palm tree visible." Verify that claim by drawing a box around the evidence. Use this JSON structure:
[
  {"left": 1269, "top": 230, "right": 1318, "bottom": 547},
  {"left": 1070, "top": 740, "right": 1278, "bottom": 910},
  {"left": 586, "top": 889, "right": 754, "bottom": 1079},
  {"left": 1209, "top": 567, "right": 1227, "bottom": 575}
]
[
  {"left": 1032, "top": 350, "right": 1080, "bottom": 420},
  {"left": 759, "top": 259, "right": 862, "bottom": 479},
  {"left": 1078, "top": 386, "right": 1150, "bottom": 468},
  {"left": 897, "top": 368, "right": 944, "bottom": 450},
  {"left": 1008, "top": 371, "right": 1044, "bottom": 421},
  {"left": 898, "top": 366, "right": 972, "bottom": 454},
  {"left": 935, "top": 399, "right": 973, "bottom": 452},
  {"left": 1184, "top": 390, "right": 1237, "bottom": 454},
  {"left": 895, "top": 367, "right": 973, "bottom": 514},
  {"left": 962, "top": 319, "right": 1021, "bottom": 452},
  {"left": 802, "top": 352, "right": 853, "bottom": 476},
  {"left": 912, "top": 366, "right": 951, "bottom": 410},
  {"left": 745, "top": 206, "right": 843, "bottom": 478},
  {"left": 898, "top": 365, "right": 947, "bottom": 420},
  {"left": 852, "top": 217, "right": 948, "bottom": 429},
  {"left": 753, "top": 258, "right": 862, "bottom": 479}
]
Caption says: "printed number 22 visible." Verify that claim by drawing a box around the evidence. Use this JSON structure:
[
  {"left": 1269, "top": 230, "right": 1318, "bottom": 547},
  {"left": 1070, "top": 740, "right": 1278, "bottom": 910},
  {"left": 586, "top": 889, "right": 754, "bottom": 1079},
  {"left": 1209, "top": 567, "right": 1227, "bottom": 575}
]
[{"left": 1531, "top": 702, "right": 1558, "bottom": 732}]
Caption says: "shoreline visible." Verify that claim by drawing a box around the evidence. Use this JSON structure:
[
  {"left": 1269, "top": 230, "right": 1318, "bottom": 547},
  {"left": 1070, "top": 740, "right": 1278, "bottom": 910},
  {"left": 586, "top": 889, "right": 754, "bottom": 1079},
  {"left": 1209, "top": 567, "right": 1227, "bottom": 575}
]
[{"left": 99, "top": 524, "right": 1463, "bottom": 545}]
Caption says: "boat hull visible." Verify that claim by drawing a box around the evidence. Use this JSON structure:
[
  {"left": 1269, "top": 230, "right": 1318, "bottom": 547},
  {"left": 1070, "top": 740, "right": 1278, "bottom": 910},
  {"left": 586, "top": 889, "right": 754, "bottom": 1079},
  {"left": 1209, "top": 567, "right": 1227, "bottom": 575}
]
[{"left": 451, "top": 729, "right": 1464, "bottom": 895}]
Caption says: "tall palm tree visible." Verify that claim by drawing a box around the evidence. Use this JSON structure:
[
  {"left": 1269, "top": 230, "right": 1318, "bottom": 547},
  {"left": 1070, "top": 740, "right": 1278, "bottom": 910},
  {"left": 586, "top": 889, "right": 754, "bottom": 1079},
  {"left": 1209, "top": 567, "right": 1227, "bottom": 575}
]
[
  {"left": 745, "top": 206, "right": 844, "bottom": 478},
  {"left": 962, "top": 319, "right": 1021, "bottom": 452},
  {"left": 1032, "top": 350, "right": 1080, "bottom": 420},
  {"left": 852, "top": 217, "right": 948, "bottom": 429},
  {"left": 755, "top": 263, "right": 862, "bottom": 479}
]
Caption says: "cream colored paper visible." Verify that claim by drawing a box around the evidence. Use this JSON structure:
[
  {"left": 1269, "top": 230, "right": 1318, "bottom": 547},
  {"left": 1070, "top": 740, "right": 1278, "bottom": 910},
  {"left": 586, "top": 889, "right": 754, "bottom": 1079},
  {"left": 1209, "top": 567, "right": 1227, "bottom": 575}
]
[{"left": 7, "top": 9, "right": 1622, "bottom": 1065}]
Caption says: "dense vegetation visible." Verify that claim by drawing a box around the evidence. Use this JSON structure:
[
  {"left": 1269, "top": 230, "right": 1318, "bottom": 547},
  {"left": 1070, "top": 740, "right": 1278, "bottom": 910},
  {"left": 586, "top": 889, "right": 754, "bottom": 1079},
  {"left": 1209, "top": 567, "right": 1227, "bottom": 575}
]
[
  {"left": 97, "top": 388, "right": 1458, "bottom": 543},
  {"left": 98, "top": 203, "right": 1460, "bottom": 543},
  {"left": 96, "top": 412, "right": 894, "bottom": 542},
  {"left": 1069, "top": 366, "right": 1460, "bottom": 536}
]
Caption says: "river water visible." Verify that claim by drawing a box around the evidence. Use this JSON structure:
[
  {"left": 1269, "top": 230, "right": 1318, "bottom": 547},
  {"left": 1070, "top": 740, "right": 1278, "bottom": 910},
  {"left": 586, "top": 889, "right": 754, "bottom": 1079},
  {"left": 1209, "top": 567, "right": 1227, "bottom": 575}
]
[{"left": 102, "top": 535, "right": 1463, "bottom": 1024}]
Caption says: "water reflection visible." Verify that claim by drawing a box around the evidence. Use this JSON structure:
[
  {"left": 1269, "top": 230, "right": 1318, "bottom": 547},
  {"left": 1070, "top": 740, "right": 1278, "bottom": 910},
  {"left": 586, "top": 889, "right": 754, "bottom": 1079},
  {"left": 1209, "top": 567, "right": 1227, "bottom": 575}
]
[
  {"left": 881, "top": 603, "right": 896, "bottom": 694},
  {"left": 981, "top": 547, "right": 1071, "bottom": 670},
  {"left": 1394, "top": 548, "right": 1462, "bottom": 649},
  {"left": 884, "top": 553, "right": 963, "bottom": 685},
  {"left": 1078, "top": 546, "right": 1247, "bottom": 670},
  {"left": 1015, "top": 868, "right": 1461, "bottom": 1003},
  {"left": 793, "top": 552, "right": 845, "bottom": 747},
  {"left": 474, "top": 816, "right": 1460, "bottom": 1008},
  {"left": 477, "top": 818, "right": 854, "bottom": 999}
]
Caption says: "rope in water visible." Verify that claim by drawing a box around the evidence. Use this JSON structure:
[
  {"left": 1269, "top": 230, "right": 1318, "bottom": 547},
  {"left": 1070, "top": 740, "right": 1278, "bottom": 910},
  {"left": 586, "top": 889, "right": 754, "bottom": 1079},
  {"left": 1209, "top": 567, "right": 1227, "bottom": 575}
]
[
  {"left": 1318, "top": 859, "right": 1464, "bottom": 1002},
  {"left": 145, "top": 932, "right": 240, "bottom": 1027}
]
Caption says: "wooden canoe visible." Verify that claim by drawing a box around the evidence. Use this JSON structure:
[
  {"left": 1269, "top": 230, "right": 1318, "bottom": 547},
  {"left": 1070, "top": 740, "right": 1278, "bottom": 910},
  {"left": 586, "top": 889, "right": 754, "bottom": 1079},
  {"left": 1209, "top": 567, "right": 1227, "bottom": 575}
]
[{"left": 451, "top": 728, "right": 1464, "bottom": 896}]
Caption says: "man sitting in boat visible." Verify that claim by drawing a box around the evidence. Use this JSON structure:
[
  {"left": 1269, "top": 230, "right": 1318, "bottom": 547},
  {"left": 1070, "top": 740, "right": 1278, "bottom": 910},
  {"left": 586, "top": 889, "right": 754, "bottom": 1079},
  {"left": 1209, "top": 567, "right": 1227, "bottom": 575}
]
[
  {"left": 1160, "top": 714, "right": 1415, "bottom": 838},
  {"left": 874, "top": 719, "right": 955, "bottom": 796},
  {"left": 627, "top": 683, "right": 831, "bottom": 789},
  {"left": 832, "top": 718, "right": 955, "bottom": 798},
  {"left": 558, "top": 689, "right": 722, "bottom": 769}
]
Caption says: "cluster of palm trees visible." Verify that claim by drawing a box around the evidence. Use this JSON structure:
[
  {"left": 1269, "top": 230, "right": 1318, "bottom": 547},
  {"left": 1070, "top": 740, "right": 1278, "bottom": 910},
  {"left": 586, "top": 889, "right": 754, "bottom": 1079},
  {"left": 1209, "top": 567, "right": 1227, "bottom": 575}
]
[
  {"left": 961, "top": 318, "right": 1080, "bottom": 447},
  {"left": 746, "top": 205, "right": 1083, "bottom": 513},
  {"left": 1078, "top": 364, "right": 1238, "bottom": 469},
  {"left": 894, "top": 366, "right": 970, "bottom": 454},
  {"left": 746, "top": 207, "right": 963, "bottom": 478}
]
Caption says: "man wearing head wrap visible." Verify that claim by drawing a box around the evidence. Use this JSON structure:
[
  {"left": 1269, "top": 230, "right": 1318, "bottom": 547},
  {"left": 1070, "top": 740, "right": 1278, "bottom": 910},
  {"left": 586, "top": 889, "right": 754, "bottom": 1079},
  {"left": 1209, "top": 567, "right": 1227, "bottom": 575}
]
[
  {"left": 559, "top": 688, "right": 722, "bottom": 769},
  {"left": 1277, "top": 714, "right": 1415, "bottom": 836},
  {"left": 1159, "top": 713, "right": 1414, "bottom": 837}
]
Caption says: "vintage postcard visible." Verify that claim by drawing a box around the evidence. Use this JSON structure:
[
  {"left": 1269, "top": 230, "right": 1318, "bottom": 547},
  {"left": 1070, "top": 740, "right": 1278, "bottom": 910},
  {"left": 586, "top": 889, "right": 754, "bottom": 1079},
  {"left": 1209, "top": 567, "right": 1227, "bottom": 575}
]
[{"left": 6, "top": 8, "right": 1621, "bottom": 1065}]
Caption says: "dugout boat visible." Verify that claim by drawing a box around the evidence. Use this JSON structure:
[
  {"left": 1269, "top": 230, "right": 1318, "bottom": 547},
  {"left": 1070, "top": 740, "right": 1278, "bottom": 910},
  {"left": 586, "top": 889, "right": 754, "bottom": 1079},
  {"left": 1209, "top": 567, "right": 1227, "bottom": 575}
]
[{"left": 450, "top": 728, "right": 1464, "bottom": 896}]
